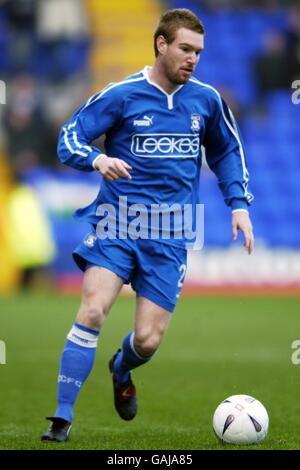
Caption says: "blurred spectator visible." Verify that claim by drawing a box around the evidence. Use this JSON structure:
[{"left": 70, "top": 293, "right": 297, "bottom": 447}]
[
  {"left": 3, "top": 0, "right": 36, "bottom": 29},
  {"left": 3, "top": 74, "right": 55, "bottom": 175},
  {"left": 36, "top": 0, "right": 89, "bottom": 40},
  {"left": 41, "top": 75, "right": 92, "bottom": 129},
  {"left": 36, "top": 0, "right": 91, "bottom": 82},
  {"left": 0, "top": 0, "right": 91, "bottom": 79},
  {"left": 285, "top": 6, "right": 300, "bottom": 80},
  {"left": 1, "top": 0, "right": 37, "bottom": 73},
  {"left": 6, "top": 181, "right": 56, "bottom": 290},
  {"left": 254, "top": 30, "right": 296, "bottom": 103}
]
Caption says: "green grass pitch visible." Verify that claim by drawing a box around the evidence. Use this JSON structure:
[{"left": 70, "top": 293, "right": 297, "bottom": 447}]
[{"left": 1, "top": 293, "right": 300, "bottom": 450}]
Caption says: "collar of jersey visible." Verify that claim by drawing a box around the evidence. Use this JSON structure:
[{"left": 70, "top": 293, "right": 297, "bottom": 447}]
[{"left": 143, "top": 66, "right": 184, "bottom": 110}]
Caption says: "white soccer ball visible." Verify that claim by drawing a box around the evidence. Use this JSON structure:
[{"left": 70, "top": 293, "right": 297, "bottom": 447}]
[{"left": 212, "top": 394, "right": 269, "bottom": 445}]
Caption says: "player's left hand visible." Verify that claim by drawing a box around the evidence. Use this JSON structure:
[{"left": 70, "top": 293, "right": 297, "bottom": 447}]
[{"left": 232, "top": 211, "right": 254, "bottom": 255}]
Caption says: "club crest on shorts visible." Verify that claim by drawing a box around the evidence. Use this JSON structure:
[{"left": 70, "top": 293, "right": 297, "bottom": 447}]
[
  {"left": 84, "top": 233, "right": 97, "bottom": 248},
  {"left": 191, "top": 113, "right": 201, "bottom": 131}
]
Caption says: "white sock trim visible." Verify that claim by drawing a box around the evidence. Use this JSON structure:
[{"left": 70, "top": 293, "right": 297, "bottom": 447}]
[
  {"left": 129, "top": 332, "right": 145, "bottom": 360},
  {"left": 129, "top": 332, "right": 154, "bottom": 360},
  {"left": 67, "top": 325, "right": 99, "bottom": 348}
]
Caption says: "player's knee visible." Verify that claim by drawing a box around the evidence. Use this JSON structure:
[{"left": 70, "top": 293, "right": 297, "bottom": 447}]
[
  {"left": 79, "top": 305, "right": 106, "bottom": 329},
  {"left": 80, "top": 286, "right": 110, "bottom": 328},
  {"left": 134, "top": 331, "right": 161, "bottom": 357}
]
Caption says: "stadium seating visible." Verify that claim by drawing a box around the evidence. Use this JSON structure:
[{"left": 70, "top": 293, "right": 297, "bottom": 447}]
[
  {"left": 0, "top": 8, "right": 10, "bottom": 72},
  {"left": 1, "top": 1, "right": 299, "bottom": 279},
  {"left": 86, "top": 0, "right": 161, "bottom": 91},
  {"left": 170, "top": 2, "right": 300, "bottom": 248},
  {"left": 0, "top": 6, "right": 90, "bottom": 78}
]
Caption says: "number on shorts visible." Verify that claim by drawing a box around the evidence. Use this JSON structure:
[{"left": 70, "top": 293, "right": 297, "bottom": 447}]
[{"left": 178, "top": 264, "right": 187, "bottom": 289}]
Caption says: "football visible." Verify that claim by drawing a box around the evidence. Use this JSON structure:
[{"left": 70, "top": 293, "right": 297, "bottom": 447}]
[{"left": 212, "top": 394, "right": 269, "bottom": 444}]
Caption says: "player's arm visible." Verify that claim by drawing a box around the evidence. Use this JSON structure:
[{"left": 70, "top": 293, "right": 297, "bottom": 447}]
[
  {"left": 57, "top": 87, "right": 131, "bottom": 179},
  {"left": 204, "top": 91, "right": 254, "bottom": 253}
]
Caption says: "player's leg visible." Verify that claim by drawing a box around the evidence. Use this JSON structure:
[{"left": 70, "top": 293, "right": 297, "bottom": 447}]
[
  {"left": 109, "top": 297, "right": 171, "bottom": 420},
  {"left": 114, "top": 296, "right": 171, "bottom": 380},
  {"left": 42, "top": 266, "right": 123, "bottom": 441},
  {"left": 55, "top": 266, "right": 123, "bottom": 420},
  {"left": 75, "top": 265, "right": 124, "bottom": 329},
  {"left": 135, "top": 296, "right": 172, "bottom": 352},
  {"left": 109, "top": 240, "right": 187, "bottom": 420}
]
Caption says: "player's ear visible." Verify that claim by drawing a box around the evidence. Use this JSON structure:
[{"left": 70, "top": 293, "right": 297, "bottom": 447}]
[{"left": 156, "top": 35, "right": 168, "bottom": 55}]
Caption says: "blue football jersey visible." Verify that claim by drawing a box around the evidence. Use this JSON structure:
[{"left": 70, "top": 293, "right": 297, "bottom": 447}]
[{"left": 58, "top": 66, "right": 253, "bottom": 247}]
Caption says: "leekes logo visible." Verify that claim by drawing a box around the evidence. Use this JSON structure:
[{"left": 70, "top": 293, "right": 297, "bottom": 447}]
[{"left": 131, "top": 134, "right": 200, "bottom": 158}]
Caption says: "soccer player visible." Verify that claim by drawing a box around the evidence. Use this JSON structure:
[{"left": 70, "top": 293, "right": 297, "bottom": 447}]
[{"left": 42, "top": 8, "right": 254, "bottom": 442}]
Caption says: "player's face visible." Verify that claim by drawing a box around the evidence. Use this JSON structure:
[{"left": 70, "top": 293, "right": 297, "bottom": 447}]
[{"left": 160, "top": 28, "right": 204, "bottom": 85}]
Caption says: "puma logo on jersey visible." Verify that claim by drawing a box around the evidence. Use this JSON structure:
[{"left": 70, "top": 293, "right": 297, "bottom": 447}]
[{"left": 133, "top": 115, "right": 154, "bottom": 127}]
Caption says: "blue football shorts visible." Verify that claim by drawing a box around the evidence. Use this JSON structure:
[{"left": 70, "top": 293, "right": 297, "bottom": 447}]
[{"left": 73, "top": 230, "right": 187, "bottom": 313}]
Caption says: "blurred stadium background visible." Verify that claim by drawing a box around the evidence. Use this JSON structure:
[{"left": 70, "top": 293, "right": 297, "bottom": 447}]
[
  {"left": 1, "top": 0, "right": 300, "bottom": 295},
  {"left": 1, "top": 0, "right": 300, "bottom": 451}
]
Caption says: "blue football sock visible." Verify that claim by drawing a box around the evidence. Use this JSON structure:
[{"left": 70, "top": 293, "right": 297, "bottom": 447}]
[
  {"left": 54, "top": 323, "right": 99, "bottom": 423},
  {"left": 113, "top": 332, "right": 153, "bottom": 384}
]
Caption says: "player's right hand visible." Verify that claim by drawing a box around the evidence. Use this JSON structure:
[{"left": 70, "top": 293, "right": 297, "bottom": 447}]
[
  {"left": 232, "top": 210, "right": 254, "bottom": 255},
  {"left": 94, "top": 154, "right": 132, "bottom": 181}
]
